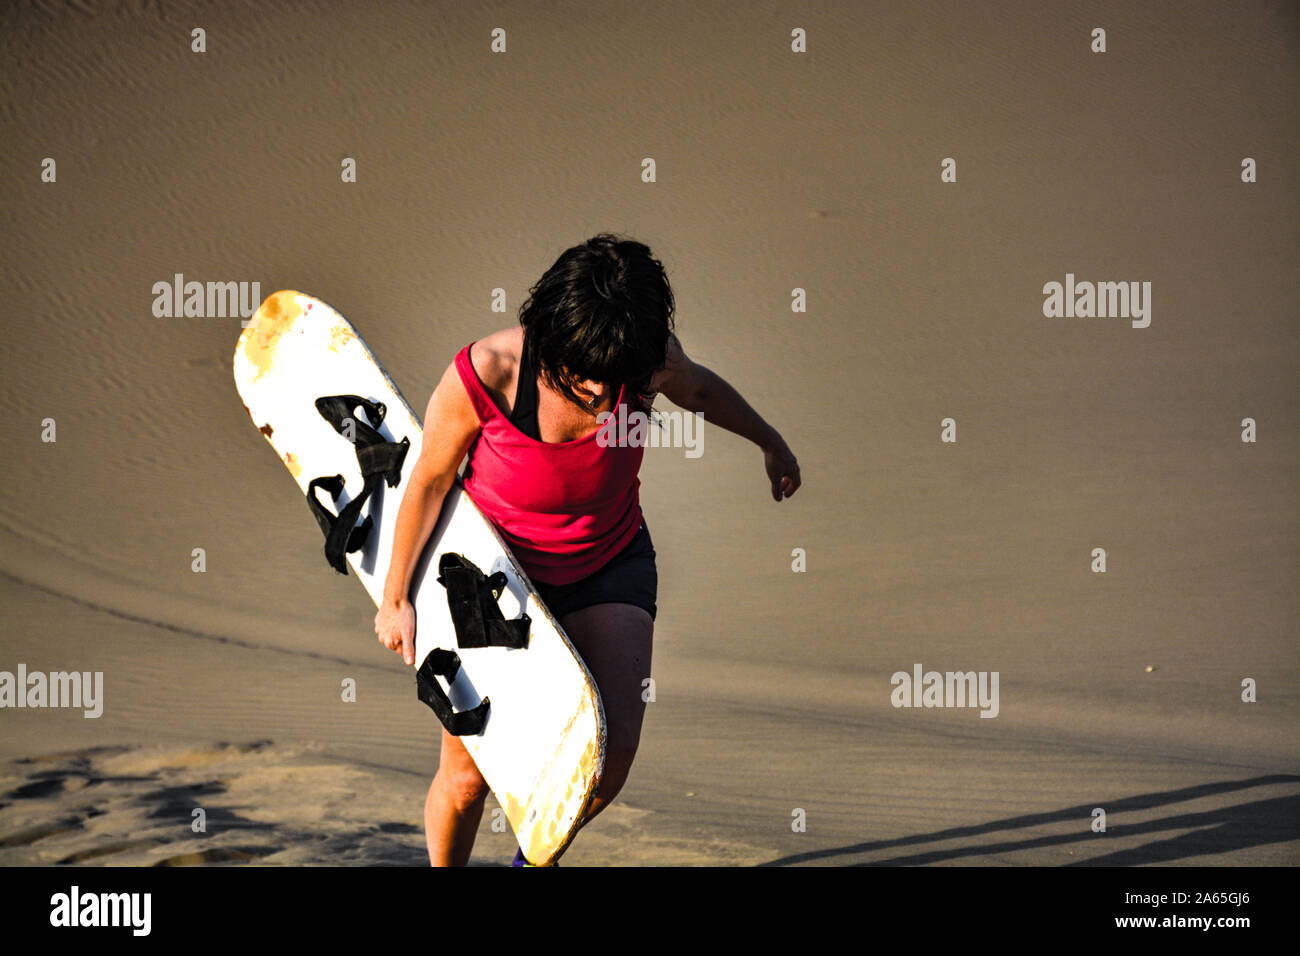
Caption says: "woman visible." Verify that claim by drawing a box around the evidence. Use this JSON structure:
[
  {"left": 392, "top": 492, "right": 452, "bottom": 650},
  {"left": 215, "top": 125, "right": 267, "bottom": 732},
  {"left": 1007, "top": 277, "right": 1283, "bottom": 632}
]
[{"left": 373, "top": 234, "right": 800, "bottom": 866}]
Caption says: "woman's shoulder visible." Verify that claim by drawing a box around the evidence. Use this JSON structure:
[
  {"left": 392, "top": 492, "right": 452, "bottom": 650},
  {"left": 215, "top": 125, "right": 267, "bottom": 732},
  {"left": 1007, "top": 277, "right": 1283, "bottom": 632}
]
[{"left": 466, "top": 326, "right": 522, "bottom": 396}]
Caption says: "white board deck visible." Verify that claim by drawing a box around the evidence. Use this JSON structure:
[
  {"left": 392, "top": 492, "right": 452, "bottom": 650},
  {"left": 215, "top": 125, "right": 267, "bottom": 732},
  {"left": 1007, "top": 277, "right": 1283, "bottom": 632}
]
[{"left": 233, "top": 290, "right": 604, "bottom": 865}]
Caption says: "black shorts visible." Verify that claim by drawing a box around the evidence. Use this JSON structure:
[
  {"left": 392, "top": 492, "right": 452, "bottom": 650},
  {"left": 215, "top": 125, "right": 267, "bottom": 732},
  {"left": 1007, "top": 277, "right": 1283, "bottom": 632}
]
[{"left": 533, "top": 521, "right": 658, "bottom": 622}]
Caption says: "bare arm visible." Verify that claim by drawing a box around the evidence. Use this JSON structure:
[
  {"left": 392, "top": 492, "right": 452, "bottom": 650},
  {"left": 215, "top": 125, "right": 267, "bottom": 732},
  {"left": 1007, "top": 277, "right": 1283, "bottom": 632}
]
[
  {"left": 651, "top": 334, "right": 801, "bottom": 501},
  {"left": 374, "top": 360, "right": 482, "bottom": 665}
]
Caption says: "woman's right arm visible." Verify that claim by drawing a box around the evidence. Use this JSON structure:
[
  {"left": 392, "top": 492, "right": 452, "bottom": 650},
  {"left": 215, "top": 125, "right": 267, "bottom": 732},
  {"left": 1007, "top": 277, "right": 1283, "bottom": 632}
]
[{"left": 374, "top": 359, "right": 483, "bottom": 666}]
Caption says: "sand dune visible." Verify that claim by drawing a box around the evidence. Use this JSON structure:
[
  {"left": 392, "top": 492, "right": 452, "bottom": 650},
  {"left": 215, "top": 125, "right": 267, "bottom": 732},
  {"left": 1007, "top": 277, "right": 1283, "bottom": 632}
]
[{"left": 0, "top": 0, "right": 1295, "bottom": 866}]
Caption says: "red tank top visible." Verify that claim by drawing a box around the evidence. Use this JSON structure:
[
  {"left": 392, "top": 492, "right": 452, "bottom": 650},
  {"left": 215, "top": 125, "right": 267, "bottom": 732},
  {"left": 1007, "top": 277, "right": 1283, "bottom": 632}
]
[{"left": 453, "top": 342, "right": 645, "bottom": 585}]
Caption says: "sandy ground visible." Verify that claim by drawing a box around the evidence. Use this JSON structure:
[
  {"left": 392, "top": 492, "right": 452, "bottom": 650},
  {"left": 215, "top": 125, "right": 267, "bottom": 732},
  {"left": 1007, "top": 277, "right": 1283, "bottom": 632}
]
[{"left": 0, "top": 0, "right": 1296, "bottom": 866}]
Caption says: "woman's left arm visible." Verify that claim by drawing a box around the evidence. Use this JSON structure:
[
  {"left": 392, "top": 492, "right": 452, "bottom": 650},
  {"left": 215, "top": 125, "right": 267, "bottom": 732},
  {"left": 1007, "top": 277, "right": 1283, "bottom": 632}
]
[{"left": 652, "top": 334, "right": 801, "bottom": 501}]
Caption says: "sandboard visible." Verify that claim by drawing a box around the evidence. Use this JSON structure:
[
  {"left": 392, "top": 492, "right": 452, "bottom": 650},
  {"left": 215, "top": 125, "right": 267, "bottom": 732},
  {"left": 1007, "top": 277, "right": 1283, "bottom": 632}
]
[{"left": 233, "top": 290, "right": 604, "bottom": 865}]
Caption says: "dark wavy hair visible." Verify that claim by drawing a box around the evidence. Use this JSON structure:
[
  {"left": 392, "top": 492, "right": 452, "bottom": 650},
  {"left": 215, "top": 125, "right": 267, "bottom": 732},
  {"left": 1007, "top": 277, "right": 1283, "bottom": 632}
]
[{"left": 519, "top": 233, "right": 675, "bottom": 409}]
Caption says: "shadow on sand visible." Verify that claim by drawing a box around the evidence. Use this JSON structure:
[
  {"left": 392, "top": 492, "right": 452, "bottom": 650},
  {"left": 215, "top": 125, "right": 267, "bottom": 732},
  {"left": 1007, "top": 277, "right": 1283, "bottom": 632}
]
[{"left": 759, "top": 774, "right": 1300, "bottom": 866}]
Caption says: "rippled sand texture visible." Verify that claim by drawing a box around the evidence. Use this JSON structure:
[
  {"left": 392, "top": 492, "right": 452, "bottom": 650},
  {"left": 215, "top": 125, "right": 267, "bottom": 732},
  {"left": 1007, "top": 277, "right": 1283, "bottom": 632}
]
[{"left": 0, "top": 0, "right": 1296, "bottom": 865}]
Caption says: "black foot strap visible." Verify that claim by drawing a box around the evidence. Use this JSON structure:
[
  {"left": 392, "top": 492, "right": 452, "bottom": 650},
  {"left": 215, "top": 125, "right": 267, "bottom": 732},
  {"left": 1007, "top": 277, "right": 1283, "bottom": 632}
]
[
  {"left": 306, "top": 475, "right": 371, "bottom": 556},
  {"left": 306, "top": 394, "right": 411, "bottom": 575},
  {"left": 436, "top": 552, "right": 531, "bottom": 649},
  {"left": 416, "top": 648, "right": 489, "bottom": 736}
]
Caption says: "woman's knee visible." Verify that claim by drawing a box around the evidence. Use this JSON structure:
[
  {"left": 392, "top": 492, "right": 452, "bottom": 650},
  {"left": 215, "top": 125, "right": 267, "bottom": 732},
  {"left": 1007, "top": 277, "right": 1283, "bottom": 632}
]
[
  {"left": 437, "top": 762, "right": 489, "bottom": 810},
  {"left": 435, "top": 732, "right": 489, "bottom": 809}
]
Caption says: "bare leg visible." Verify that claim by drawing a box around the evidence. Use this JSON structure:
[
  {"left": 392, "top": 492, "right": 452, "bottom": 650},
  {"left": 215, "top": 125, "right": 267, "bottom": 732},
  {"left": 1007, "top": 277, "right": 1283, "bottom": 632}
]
[
  {"left": 422, "top": 601, "right": 652, "bottom": 864},
  {"left": 558, "top": 602, "right": 654, "bottom": 826},
  {"left": 424, "top": 728, "right": 490, "bottom": 866}
]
